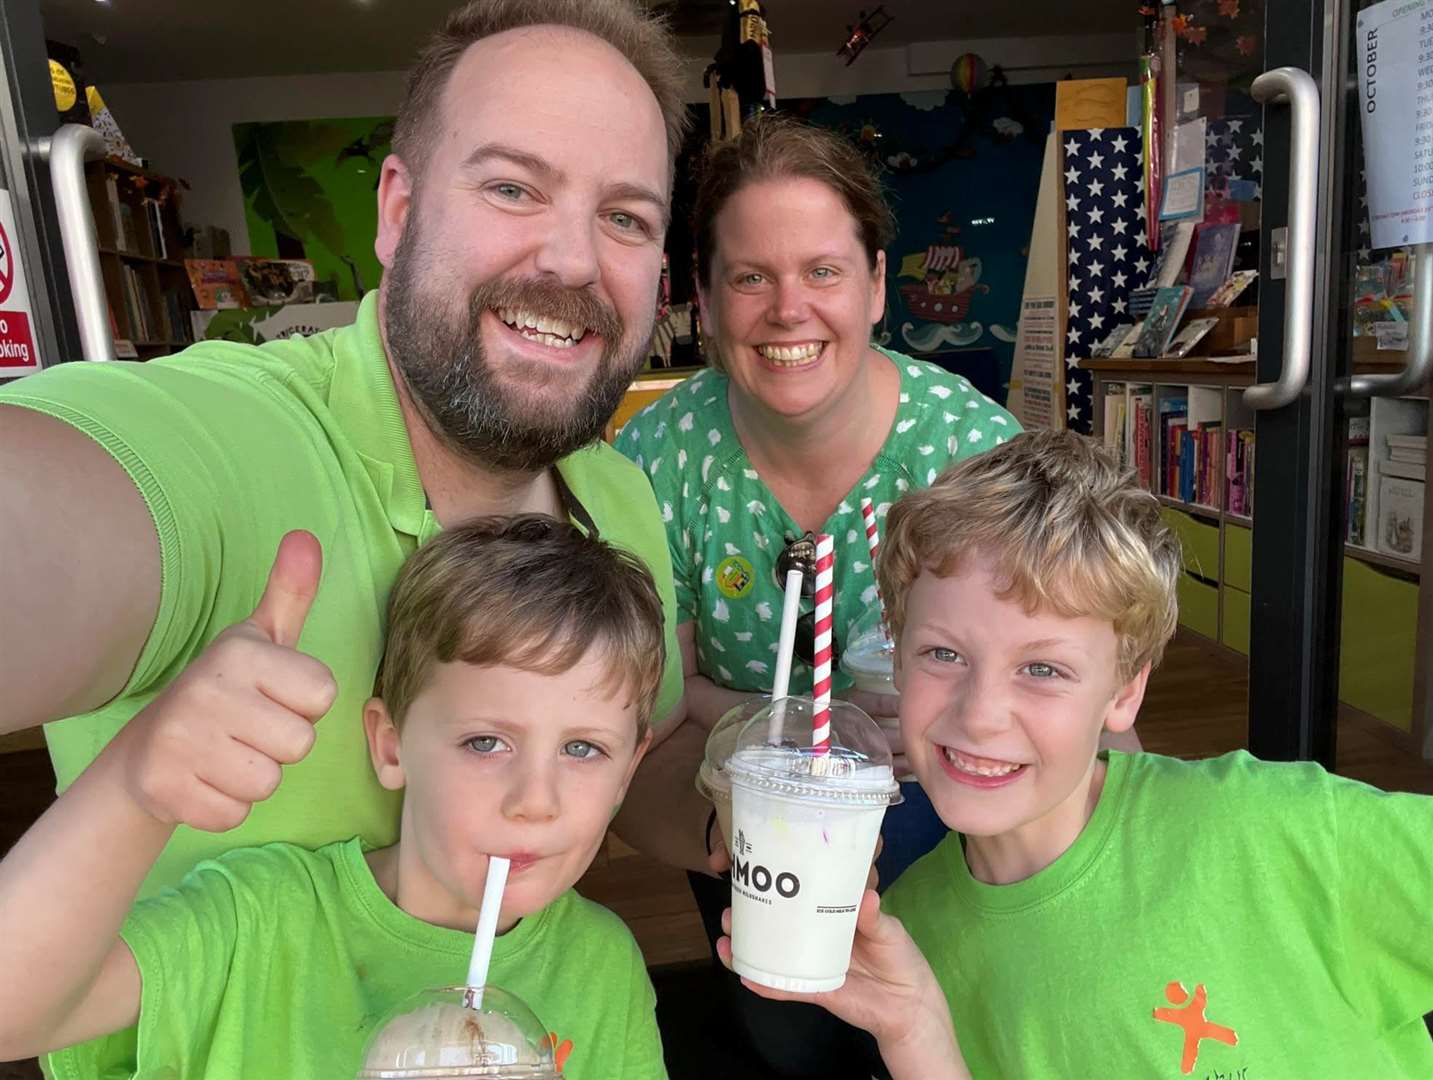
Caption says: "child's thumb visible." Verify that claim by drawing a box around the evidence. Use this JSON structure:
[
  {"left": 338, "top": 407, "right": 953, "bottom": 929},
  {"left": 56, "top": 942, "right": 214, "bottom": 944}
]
[{"left": 249, "top": 530, "right": 323, "bottom": 649}]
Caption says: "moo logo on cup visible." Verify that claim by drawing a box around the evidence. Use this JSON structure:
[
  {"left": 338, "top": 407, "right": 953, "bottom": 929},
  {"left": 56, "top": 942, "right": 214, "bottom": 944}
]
[{"left": 732, "top": 830, "right": 801, "bottom": 898}]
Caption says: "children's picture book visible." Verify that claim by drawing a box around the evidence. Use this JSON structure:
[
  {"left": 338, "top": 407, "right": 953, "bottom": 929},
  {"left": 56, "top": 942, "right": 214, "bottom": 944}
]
[
  {"left": 1111, "top": 320, "right": 1145, "bottom": 359},
  {"left": 1091, "top": 323, "right": 1137, "bottom": 358},
  {"left": 1378, "top": 475, "right": 1424, "bottom": 558},
  {"left": 1206, "top": 269, "right": 1258, "bottom": 308},
  {"left": 1166, "top": 316, "right": 1220, "bottom": 358},
  {"left": 1135, "top": 286, "right": 1194, "bottom": 358},
  {"left": 234, "top": 258, "right": 317, "bottom": 305},
  {"left": 1188, "top": 223, "right": 1241, "bottom": 307},
  {"left": 184, "top": 260, "right": 249, "bottom": 310}
]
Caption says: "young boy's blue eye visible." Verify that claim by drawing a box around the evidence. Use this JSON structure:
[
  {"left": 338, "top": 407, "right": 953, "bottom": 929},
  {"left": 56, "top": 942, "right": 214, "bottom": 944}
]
[
  {"left": 1024, "top": 662, "right": 1058, "bottom": 679},
  {"left": 465, "top": 735, "right": 505, "bottom": 754},
  {"left": 932, "top": 647, "right": 961, "bottom": 664},
  {"left": 563, "top": 740, "right": 604, "bottom": 760}
]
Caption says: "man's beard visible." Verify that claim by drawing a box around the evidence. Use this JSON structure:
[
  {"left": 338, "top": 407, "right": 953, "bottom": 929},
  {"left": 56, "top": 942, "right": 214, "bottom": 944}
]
[{"left": 383, "top": 220, "right": 649, "bottom": 473}]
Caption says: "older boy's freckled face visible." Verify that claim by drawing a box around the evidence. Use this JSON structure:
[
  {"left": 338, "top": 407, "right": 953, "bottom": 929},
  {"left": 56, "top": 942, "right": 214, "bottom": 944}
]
[
  {"left": 895, "top": 555, "right": 1136, "bottom": 848},
  {"left": 388, "top": 653, "right": 646, "bottom": 930}
]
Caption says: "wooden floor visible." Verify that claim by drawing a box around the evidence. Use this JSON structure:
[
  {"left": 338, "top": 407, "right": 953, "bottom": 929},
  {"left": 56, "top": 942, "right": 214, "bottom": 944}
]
[{"left": 3, "top": 630, "right": 1431, "bottom": 1075}]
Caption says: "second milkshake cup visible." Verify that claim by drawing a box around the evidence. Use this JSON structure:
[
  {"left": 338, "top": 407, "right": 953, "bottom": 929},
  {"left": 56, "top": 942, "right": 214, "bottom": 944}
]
[
  {"left": 694, "top": 696, "right": 770, "bottom": 852},
  {"left": 727, "top": 696, "right": 900, "bottom": 993},
  {"left": 840, "top": 606, "right": 913, "bottom": 782}
]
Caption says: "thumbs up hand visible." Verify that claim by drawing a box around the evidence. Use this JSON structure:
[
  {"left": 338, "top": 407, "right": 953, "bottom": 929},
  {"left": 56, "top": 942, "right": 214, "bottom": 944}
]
[{"left": 110, "top": 531, "right": 338, "bottom": 833}]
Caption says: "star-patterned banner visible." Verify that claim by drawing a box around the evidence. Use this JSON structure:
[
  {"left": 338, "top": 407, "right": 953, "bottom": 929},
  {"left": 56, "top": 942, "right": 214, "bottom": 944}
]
[
  {"left": 1061, "top": 126, "right": 1152, "bottom": 434},
  {"left": 1205, "top": 115, "right": 1264, "bottom": 199}
]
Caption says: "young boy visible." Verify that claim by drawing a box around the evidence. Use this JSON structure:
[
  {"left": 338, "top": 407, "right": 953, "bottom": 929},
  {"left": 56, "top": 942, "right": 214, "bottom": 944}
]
[
  {"left": 0, "top": 515, "right": 668, "bottom": 1079},
  {"left": 721, "top": 429, "right": 1433, "bottom": 1079}
]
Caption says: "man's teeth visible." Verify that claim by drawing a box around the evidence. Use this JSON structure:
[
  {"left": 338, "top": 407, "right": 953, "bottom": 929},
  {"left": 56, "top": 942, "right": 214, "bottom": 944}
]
[
  {"left": 944, "top": 747, "right": 1023, "bottom": 778},
  {"left": 497, "top": 307, "right": 587, "bottom": 346},
  {"left": 757, "top": 342, "right": 822, "bottom": 364}
]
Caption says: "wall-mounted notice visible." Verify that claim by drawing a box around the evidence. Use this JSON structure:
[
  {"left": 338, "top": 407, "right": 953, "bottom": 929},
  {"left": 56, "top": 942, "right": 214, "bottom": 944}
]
[{"left": 1359, "top": 0, "right": 1433, "bottom": 249}]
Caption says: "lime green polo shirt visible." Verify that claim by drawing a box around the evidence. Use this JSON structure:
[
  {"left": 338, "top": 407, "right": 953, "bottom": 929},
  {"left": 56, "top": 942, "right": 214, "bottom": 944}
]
[{"left": 0, "top": 293, "right": 684, "bottom": 897}]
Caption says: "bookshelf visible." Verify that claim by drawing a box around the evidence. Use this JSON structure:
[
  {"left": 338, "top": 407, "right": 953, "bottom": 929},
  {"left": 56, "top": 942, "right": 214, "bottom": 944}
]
[
  {"left": 1087, "top": 356, "right": 1429, "bottom": 752},
  {"left": 84, "top": 157, "right": 195, "bottom": 359}
]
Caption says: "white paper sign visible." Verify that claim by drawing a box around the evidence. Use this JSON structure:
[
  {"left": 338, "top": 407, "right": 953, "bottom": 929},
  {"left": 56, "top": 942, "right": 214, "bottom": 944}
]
[{"left": 1359, "top": 0, "right": 1433, "bottom": 249}]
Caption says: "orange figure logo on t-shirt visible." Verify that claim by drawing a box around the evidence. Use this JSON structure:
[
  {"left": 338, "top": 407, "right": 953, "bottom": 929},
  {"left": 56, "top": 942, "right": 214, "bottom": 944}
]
[
  {"left": 1152, "top": 981, "right": 1239, "bottom": 1075},
  {"left": 546, "top": 1032, "right": 573, "bottom": 1072}
]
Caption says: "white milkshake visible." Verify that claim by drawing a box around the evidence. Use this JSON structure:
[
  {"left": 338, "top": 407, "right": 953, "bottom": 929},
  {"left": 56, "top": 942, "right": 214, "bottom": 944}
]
[
  {"left": 726, "top": 698, "right": 900, "bottom": 993},
  {"left": 357, "top": 986, "right": 560, "bottom": 1079}
]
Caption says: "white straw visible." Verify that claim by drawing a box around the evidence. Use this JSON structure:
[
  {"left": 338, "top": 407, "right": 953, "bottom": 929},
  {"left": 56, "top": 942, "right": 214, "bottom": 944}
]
[
  {"left": 766, "top": 568, "right": 804, "bottom": 744},
  {"left": 464, "top": 855, "right": 511, "bottom": 1009}
]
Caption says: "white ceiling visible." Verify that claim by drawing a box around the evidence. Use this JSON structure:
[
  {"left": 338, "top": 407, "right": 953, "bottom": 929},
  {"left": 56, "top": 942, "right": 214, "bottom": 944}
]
[{"left": 39, "top": 0, "right": 1136, "bottom": 84}]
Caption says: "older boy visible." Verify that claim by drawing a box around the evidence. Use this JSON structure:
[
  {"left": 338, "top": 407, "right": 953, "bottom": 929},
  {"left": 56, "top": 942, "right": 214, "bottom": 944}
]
[
  {"left": 0, "top": 517, "right": 668, "bottom": 1079},
  {"left": 722, "top": 430, "right": 1433, "bottom": 1079}
]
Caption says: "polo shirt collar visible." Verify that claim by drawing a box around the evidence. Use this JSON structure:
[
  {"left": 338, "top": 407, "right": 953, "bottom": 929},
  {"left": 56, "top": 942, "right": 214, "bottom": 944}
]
[{"left": 327, "top": 292, "right": 430, "bottom": 539}]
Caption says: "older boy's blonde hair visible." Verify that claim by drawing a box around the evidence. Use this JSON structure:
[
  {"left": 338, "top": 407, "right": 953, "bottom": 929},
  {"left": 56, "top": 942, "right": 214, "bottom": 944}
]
[
  {"left": 878, "top": 430, "right": 1182, "bottom": 681},
  {"left": 376, "top": 515, "right": 666, "bottom": 734}
]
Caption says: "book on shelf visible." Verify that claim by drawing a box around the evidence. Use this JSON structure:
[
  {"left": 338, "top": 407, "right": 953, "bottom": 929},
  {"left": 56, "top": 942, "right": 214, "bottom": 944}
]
[
  {"left": 1187, "top": 223, "right": 1241, "bottom": 308},
  {"left": 1347, "top": 447, "right": 1370, "bottom": 544},
  {"left": 1130, "top": 387, "right": 1154, "bottom": 491},
  {"left": 1111, "top": 320, "right": 1144, "bottom": 359},
  {"left": 1135, "top": 287, "right": 1194, "bottom": 358},
  {"left": 1103, "top": 383, "right": 1128, "bottom": 464},
  {"left": 1377, "top": 475, "right": 1424, "bottom": 558},
  {"left": 1381, "top": 457, "right": 1426, "bottom": 482},
  {"left": 1227, "top": 428, "right": 1256, "bottom": 517},
  {"left": 1389, "top": 447, "right": 1425, "bottom": 464},
  {"left": 1206, "top": 269, "right": 1257, "bottom": 308},
  {"left": 1347, "top": 415, "right": 1370, "bottom": 545},
  {"left": 1091, "top": 323, "right": 1137, "bottom": 359},
  {"left": 117, "top": 203, "right": 141, "bottom": 255},
  {"left": 143, "top": 199, "right": 168, "bottom": 260},
  {"left": 1166, "top": 316, "right": 1220, "bottom": 359},
  {"left": 103, "top": 175, "right": 124, "bottom": 250},
  {"left": 1153, "top": 221, "right": 1196, "bottom": 289}
]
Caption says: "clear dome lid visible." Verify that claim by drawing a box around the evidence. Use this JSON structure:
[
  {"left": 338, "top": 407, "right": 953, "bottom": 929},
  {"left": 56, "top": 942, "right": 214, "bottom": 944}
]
[
  {"left": 725, "top": 696, "right": 901, "bottom": 806},
  {"left": 357, "top": 986, "right": 560, "bottom": 1079},
  {"left": 841, "top": 604, "right": 895, "bottom": 682},
  {"left": 703, "top": 695, "right": 771, "bottom": 772}
]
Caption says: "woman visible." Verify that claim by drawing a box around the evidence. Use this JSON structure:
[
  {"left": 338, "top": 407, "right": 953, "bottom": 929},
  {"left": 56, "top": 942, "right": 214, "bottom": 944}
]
[{"left": 616, "top": 115, "right": 1020, "bottom": 1078}]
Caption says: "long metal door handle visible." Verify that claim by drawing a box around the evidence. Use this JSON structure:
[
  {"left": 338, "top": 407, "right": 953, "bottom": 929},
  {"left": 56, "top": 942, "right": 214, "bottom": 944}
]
[
  {"left": 41, "top": 124, "right": 114, "bottom": 363},
  {"left": 1244, "top": 67, "right": 1320, "bottom": 410},
  {"left": 1340, "top": 244, "right": 1433, "bottom": 397}
]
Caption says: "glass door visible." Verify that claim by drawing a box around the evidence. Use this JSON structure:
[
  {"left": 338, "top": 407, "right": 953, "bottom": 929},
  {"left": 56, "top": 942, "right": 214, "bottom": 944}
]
[
  {"left": 0, "top": 0, "right": 92, "bottom": 380},
  {"left": 1243, "top": 0, "right": 1433, "bottom": 781}
]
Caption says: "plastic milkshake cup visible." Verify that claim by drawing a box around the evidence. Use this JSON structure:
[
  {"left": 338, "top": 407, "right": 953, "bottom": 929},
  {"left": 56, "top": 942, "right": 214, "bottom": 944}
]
[
  {"left": 694, "top": 696, "right": 770, "bottom": 851},
  {"left": 841, "top": 607, "right": 913, "bottom": 781},
  {"left": 356, "top": 985, "right": 560, "bottom": 1079},
  {"left": 726, "top": 696, "right": 901, "bottom": 993}
]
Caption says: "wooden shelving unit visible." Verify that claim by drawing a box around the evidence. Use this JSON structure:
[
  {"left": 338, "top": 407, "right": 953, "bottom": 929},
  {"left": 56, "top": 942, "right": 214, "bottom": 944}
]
[
  {"left": 84, "top": 156, "right": 195, "bottom": 361},
  {"left": 1085, "top": 357, "right": 1430, "bottom": 754}
]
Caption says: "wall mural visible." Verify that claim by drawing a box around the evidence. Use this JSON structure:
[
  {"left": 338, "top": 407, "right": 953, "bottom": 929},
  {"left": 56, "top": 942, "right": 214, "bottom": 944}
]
[
  {"left": 787, "top": 82, "right": 1055, "bottom": 399},
  {"left": 234, "top": 117, "right": 392, "bottom": 302}
]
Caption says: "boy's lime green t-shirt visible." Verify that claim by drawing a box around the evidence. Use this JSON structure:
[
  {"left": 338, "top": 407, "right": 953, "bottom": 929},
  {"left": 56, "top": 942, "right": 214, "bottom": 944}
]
[
  {"left": 0, "top": 293, "right": 684, "bottom": 899},
  {"left": 884, "top": 751, "right": 1433, "bottom": 1079},
  {"left": 45, "top": 839, "right": 666, "bottom": 1080}
]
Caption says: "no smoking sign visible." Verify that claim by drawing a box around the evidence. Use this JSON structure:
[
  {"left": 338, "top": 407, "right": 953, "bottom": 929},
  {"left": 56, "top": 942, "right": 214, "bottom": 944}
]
[{"left": 0, "top": 188, "right": 40, "bottom": 371}]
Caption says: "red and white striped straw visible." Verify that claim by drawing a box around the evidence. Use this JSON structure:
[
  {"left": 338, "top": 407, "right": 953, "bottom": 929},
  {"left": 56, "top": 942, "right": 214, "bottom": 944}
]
[
  {"left": 811, "top": 533, "right": 835, "bottom": 752},
  {"left": 860, "top": 498, "right": 889, "bottom": 630}
]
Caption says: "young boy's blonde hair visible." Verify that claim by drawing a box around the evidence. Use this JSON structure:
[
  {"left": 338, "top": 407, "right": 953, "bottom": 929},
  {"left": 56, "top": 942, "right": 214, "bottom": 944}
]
[
  {"left": 879, "top": 430, "right": 1182, "bottom": 681},
  {"left": 376, "top": 514, "right": 667, "bottom": 733}
]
